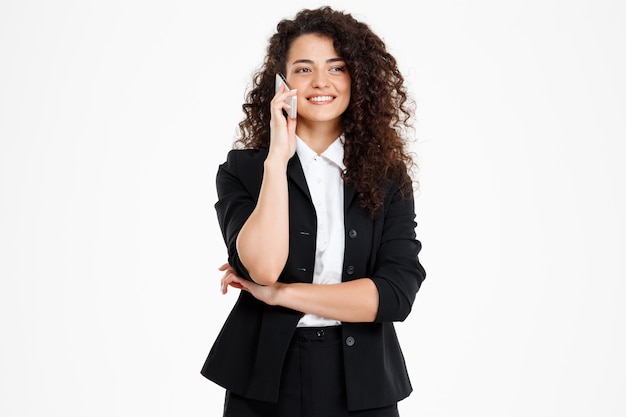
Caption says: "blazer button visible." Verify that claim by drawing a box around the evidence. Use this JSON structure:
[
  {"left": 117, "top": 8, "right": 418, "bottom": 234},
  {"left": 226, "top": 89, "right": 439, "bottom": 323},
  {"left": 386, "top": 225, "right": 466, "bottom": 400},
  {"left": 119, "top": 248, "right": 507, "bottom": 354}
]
[
  {"left": 345, "top": 336, "right": 355, "bottom": 347},
  {"left": 348, "top": 229, "right": 357, "bottom": 239},
  {"left": 346, "top": 265, "right": 355, "bottom": 275}
]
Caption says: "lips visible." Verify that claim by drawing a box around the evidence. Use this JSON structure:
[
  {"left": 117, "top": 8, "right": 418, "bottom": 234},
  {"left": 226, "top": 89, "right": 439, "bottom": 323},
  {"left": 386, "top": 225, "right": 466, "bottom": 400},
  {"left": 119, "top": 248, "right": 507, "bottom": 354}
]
[{"left": 307, "top": 95, "right": 334, "bottom": 103}]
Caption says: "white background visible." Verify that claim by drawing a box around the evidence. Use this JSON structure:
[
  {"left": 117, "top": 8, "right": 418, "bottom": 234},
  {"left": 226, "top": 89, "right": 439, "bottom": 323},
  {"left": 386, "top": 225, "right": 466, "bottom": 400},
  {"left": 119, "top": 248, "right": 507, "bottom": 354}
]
[{"left": 1, "top": 0, "right": 625, "bottom": 416}]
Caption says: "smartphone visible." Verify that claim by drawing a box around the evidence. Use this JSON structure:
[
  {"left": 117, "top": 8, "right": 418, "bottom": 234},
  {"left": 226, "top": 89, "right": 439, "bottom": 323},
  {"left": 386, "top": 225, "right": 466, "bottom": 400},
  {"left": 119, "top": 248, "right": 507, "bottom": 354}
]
[{"left": 275, "top": 73, "right": 297, "bottom": 118}]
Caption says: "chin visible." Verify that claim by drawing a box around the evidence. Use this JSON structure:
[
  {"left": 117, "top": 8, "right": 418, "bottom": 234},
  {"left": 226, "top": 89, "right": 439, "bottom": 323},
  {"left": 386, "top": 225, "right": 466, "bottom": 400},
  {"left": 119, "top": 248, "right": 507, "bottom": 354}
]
[{"left": 302, "top": 111, "right": 343, "bottom": 123}]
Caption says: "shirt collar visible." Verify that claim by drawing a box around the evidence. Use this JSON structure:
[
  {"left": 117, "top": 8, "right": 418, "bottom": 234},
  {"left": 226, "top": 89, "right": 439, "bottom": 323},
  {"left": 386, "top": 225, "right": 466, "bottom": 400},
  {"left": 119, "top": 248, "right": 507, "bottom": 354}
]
[{"left": 296, "top": 134, "right": 346, "bottom": 170}]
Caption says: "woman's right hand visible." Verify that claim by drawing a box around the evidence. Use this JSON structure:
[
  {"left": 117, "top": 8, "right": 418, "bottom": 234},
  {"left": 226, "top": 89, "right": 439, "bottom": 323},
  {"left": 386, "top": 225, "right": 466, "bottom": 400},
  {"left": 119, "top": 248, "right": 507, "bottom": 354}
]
[
  {"left": 268, "top": 83, "right": 298, "bottom": 163},
  {"left": 219, "top": 263, "right": 283, "bottom": 306},
  {"left": 235, "top": 83, "right": 294, "bottom": 284}
]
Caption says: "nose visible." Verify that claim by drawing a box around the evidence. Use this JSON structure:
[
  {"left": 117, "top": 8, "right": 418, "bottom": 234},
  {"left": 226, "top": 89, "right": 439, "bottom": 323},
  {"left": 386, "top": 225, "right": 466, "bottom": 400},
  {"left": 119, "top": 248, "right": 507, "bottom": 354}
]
[{"left": 311, "top": 71, "right": 330, "bottom": 88}]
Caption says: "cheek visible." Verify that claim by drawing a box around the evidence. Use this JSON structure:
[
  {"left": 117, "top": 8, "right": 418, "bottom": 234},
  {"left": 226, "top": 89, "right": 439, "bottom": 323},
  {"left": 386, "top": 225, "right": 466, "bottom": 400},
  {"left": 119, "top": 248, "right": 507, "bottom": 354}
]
[
  {"left": 340, "top": 79, "right": 351, "bottom": 95},
  {"left": 341, "top": 85, "right": 351, "bottom": 101}
]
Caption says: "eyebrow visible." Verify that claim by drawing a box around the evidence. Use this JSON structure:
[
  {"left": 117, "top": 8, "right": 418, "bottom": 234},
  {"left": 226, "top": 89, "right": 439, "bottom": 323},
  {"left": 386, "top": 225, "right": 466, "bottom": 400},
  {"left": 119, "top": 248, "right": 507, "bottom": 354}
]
[{"left": 290, "top": 57, "right": 345, "bottom": 65}]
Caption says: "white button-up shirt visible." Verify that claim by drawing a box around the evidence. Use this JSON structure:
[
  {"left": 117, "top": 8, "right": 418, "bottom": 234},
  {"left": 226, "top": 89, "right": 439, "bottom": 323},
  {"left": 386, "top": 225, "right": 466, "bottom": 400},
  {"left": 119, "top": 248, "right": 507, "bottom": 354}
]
[{"left": 295, "top": 135, "right": 346, "bottom": 327}]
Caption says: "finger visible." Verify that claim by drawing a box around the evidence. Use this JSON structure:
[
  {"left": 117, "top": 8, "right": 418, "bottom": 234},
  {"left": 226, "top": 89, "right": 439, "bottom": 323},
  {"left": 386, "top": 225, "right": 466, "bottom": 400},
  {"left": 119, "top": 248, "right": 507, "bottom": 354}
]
[
  {"left": 220, "top": 269, "right": 233, "bottom": 294},
  {"left": 222, "top": 280, "right": 247, "bottom": 294},
  {"left": 271, "top": 90, "right": 297, "bottom": 115},
  {"left": 221, "top": 270, "right": 246, "bottom": 294},
  {"left": 220, "top": 276, "right": 228, "bottom": 294},
  {"left": 273, "top": 83, "right": 295, "bottom": 99},
  {"left": 287, "top": 113, "right": 297, "bottom": 131}
]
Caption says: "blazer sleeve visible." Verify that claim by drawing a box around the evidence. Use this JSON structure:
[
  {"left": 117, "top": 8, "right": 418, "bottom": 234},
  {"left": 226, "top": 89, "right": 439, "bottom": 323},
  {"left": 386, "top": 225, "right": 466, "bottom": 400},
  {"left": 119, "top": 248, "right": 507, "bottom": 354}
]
[
  {"left": 370, "top": 183, "right": 426, "bottom": 323},
  {"left": 214, "top": 150, "right": 265, "bottom": 282}
]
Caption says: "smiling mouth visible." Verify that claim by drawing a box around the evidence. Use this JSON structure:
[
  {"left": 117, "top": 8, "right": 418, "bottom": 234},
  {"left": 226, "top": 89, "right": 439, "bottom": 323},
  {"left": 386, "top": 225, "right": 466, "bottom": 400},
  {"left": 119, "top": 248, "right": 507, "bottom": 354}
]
[{"left": 308, "top": 95, "right": 334, "bottom": 103}]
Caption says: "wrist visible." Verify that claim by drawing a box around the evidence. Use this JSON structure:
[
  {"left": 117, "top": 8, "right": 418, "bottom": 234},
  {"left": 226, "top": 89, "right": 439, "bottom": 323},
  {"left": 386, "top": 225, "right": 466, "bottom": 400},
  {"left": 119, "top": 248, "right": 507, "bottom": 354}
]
[
  {"left": 270, "top": 281, "right": 287, "bottom": 306},
  {"left": 264, "top": 156, "right": 289, "bottom": 172}
]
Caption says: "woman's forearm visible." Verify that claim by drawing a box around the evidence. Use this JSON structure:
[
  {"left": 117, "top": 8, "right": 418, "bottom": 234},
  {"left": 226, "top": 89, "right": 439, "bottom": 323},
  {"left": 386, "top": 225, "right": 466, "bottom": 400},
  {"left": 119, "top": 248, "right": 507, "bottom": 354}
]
[
  {"left": 276, "top": 278, "right": 379, "bottom": 323},
  {"left": 236, "top": 158, "right": 290, "bottom": 285}
]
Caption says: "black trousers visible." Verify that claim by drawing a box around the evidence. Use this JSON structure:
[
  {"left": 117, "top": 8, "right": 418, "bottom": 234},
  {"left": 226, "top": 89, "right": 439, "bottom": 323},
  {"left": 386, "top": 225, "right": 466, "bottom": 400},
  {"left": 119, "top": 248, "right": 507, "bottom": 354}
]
[{"left": 223, "top": 326, "right": 400, "bottom": 417}]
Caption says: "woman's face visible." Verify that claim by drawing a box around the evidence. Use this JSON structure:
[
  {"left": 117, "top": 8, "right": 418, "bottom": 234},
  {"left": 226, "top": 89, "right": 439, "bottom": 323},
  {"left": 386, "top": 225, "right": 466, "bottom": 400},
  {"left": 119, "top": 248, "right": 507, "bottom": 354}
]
[{"left": 284, "top": 34, "right": 351, "bottom": 129}]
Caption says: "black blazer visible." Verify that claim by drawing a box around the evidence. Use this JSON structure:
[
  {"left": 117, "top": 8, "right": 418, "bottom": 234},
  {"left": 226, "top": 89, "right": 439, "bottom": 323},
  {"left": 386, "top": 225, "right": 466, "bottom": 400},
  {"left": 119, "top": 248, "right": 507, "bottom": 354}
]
[{"left": 201, "top": 149, "right": 426, "bottom": 411}]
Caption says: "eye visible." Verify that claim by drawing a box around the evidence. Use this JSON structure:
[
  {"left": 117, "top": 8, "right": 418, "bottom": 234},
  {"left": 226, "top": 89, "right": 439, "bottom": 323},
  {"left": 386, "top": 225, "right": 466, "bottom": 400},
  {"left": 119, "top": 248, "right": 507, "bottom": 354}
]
[
  {"left": 330, "top": 65, "right": 346, "bottom": 73},
  {"left": 295, "top": 67, "right": 312, "bottom": 73}
]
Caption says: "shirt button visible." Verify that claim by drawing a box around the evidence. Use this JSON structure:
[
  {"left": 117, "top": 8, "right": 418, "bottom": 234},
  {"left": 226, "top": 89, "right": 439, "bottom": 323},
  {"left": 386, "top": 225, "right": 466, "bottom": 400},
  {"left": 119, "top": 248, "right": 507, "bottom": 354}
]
[
  {"left": 346, "top": 265, "right": 355, "bottom": 275},
  {"left": 316, "top": 329, "right": 325, "bottom": 337},
  {"left": 345, "top": 336, "right": 355, "bottom": 347},
  {"left": 348, "top": 229, "right": 357, "bottom": 239}
]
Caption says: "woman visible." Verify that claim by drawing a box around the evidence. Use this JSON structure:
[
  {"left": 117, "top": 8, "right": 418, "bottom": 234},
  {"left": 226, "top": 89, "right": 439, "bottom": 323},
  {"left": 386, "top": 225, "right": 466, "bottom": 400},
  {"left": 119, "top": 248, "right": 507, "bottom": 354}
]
[{"left": 201, "top": 6, "right": 426, "bottom": 417}]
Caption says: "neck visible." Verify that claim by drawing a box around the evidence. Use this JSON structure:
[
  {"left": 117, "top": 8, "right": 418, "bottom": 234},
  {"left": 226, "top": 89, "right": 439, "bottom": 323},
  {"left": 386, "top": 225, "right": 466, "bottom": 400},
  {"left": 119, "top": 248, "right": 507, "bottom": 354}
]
[{"left": 296, "top": 122, "right": 342, "bottom": 155}]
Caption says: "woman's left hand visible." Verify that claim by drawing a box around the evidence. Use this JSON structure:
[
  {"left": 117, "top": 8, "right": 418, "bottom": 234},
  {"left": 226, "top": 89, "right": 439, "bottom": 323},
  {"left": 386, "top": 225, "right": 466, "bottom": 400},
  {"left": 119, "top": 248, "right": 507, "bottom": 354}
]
[{"left": 219, "top": 263, "right": 282, "bottom": 305}]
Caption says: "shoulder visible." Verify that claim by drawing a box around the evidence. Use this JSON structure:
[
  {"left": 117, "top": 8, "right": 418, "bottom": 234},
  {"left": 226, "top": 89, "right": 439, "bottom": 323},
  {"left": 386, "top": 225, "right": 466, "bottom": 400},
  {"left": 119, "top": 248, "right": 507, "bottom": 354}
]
[
  {"left": 219, "top": 149, "right": 269, "bottom": 177},
  {"left": 222, "top": 148, "right": 269, "bottom": 167},
  {"left": 377, "top": 170, "right": 416, "bottom": 220},
  {"left": 216, "top": 149, "right": 269, "bottom": 193},
  {"left": 383, "top": 169, "right": 414, "bottom": 201}
]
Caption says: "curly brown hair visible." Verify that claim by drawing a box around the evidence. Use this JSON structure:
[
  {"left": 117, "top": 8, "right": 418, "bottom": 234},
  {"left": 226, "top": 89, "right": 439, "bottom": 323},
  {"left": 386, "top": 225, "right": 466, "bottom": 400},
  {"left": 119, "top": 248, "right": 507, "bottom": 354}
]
[{"left": 235, "top": 6, "right": 417, "bottom": 217}]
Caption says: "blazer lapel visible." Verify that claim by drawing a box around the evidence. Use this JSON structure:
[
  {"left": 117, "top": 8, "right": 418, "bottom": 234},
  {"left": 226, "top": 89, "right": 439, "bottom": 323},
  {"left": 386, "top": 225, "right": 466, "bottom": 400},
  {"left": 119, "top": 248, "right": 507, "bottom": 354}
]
[
  {"left": 287, "top": 153, "right": 358, "bottom": 216},
  {"left": 288, "top": 153, "right": 357, "bottom": 210},
  {"left": 344, "top": 180, "right": 356, "bottom": 212},
  {"left": 287, "top": 154, "right": 313, "bottom": 203}
]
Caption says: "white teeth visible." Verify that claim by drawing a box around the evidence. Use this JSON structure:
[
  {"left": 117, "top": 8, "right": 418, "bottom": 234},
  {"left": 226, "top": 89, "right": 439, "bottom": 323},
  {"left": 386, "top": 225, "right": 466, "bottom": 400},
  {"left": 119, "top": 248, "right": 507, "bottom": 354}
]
[{"left": 309, "top": 96, "right": 333, "bottom": 102}]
